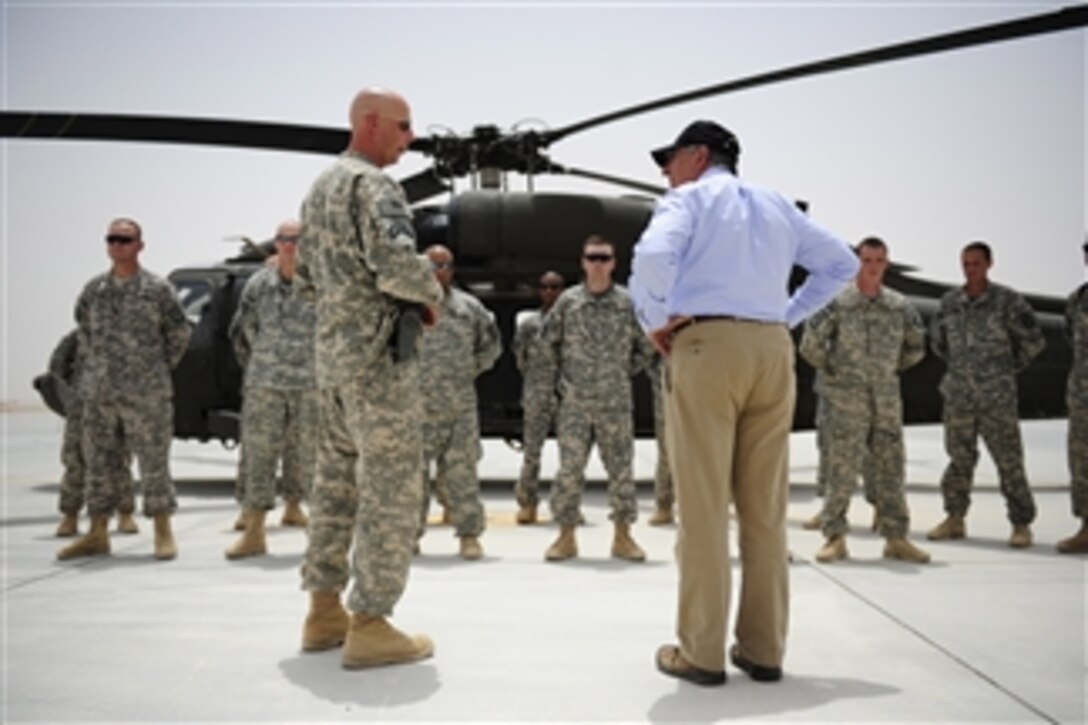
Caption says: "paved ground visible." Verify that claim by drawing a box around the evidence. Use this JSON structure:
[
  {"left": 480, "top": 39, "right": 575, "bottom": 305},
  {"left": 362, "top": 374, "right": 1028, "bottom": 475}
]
[{"left": 2, "top": 410, "right": 1085, "bottom": 723}]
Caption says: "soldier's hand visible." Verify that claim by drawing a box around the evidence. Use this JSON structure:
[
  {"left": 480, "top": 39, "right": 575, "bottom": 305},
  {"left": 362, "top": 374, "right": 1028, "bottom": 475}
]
[{"left": 422, "top": 304, "right": 441, "bottom": 329}]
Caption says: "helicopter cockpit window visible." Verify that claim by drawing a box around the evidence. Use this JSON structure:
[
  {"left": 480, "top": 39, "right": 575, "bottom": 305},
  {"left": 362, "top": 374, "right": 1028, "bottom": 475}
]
[{"left": 172, "top": 278, "right": 213, "bottom": 325}]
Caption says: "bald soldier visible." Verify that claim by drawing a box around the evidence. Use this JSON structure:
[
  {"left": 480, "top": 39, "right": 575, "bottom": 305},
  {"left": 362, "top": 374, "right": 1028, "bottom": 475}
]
[
  {"left": 58, "top": 217, "right": 191, "bottom": 561},
  {"left": 416, "top": 245, "right": 501, "bottom": 558},
  {"left": 226, "top": 219, "right": 318, "bottom": 560},
  {"left": 297, "top": 88, "right": 443, "bottom": 669}
]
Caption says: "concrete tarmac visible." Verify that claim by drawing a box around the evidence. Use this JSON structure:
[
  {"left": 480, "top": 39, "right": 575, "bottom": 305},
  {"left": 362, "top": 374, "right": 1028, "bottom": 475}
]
[{"left": 2, "top": 409, "right": 1085, "bottom": 723}]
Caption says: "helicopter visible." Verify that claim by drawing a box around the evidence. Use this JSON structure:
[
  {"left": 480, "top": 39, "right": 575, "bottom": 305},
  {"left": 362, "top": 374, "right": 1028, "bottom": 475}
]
[{"left": 9, "top": 4, "right": 1084, "bottom": 445}]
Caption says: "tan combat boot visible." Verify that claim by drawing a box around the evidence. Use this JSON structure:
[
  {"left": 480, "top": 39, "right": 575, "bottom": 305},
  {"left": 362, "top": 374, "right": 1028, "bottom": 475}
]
[
  {"left": 55, "top": 513, "right": 79, "bottom": 537},
  {"left": 281, "top": 499, "right": 309, "bottom": 528},
  {"left": 1008, "top": 524, "right": 1033, "bottom": 549},
  {"left": 815, "top": 534, "right": 848, "bottom": 563},
  {"left": 515, "top": 504, "right": 537, "bottom": 525},
  {"left": 341, "top": 612, "right": 435, "bottom": 669},
  {"left": 459, "top": 535, "right": 483, "bottom": 560},
  {"left": 301, "top": 591, "right": 350, "bottom": 652},
  {"left": 648, "top": 506, "right": 674, "bottom": 526},
  {"left": 611, "top": 522, "right": 646, "bottom": 562},
  {"left": 545, "top": 525, "right": 578, "bottom": 561},
  {"left": 801, "top": 513, "right": 821, "bottom": 530},
  {"left": 117, "top": 511, "right": 139, "bottom": 535},
  {"left": 57, "top": 515, "right": 110, "bottom": 560},
  {"left": 1057, "top": 523, "right": 1088, "bottom": 554},
  {"left": 883, "top": 537, "right": 931, "bottom": 564},
  {"left": 926, "top": 515, "right": 966, "bottom": 541},
  {"left": 153, "top": 513, "right": 177, "bottom": 560},
  {"left": 225, "top": 509, "right": 267, "bottom": 560}
]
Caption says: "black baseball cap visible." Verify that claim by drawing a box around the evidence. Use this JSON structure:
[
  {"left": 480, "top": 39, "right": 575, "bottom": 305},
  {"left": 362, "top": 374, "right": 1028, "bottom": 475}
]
[{"left": 651, "top": 120, "right": 740, "bottom": 168}]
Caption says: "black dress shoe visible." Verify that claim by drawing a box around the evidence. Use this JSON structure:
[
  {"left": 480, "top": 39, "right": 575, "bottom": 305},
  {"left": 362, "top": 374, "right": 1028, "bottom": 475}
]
[
  {"left": 655, "top": 645, "right": 726, "bottom": 686},
  {"left": 730, "top": 645, "right": 782, "bottom": 682}
]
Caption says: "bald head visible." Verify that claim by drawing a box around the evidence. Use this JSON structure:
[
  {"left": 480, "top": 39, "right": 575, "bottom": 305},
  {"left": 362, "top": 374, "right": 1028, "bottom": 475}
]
[
  {"left": 425, "top": 244, "right": 454, "bottom": 292},
  {"left": 348, "top": 87, "right": 414, "bottom": 168},
  {"left": 273, "top": 218, "right": 301, "bottom": 277}
]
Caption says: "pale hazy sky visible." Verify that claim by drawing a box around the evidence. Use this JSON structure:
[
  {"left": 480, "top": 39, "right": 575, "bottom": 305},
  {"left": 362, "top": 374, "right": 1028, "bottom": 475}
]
[{"left": 2, "top": 0, "right": 1085, "bottom": 403}]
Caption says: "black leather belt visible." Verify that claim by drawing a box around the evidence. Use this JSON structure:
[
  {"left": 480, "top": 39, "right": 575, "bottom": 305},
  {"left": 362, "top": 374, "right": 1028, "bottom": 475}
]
[{"left": 688, "top": 314, "right": 781, "bottom": 326}]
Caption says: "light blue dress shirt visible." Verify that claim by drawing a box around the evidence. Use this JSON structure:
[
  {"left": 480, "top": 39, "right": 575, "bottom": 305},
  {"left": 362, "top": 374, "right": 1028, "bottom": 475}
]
[{"left": 629, "top": 166, "right": 859, "bottom": 331}]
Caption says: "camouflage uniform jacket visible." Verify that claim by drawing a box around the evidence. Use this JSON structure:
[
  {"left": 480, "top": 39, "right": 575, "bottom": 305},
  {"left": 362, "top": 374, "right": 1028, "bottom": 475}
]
[
  {"left": 75, "top": 267, "right": 191, "bottom": 401},
  {"left": 513, "top": 308, "right": 554, "bottom": 403},
  {"left": 229, "top": 267, "right": 316, "bottom": 390},
  {"left": 930, "top": 282, "right": 1045, "bottom": 406},
  {"left": 296, "top": 151, "right": 442, "bottom": 386},
  {"left": 544, "top": 283, "right": 654, "bottom": 411},
  {"left": 799, "top": 285, "right": 926, "bottom": 398},
  {"left": 1067, "top": 283, "right": 1088, "bottom": 408},
  {"left": 420, "top": 287, "right": 502, "bottom": 413}
]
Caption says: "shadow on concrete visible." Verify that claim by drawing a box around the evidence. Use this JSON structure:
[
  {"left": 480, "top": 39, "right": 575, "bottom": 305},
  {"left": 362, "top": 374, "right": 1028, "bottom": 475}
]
[
  {"left": 279, "top": 652, "right": 441, "bottom": 708},
  {"left": 646, "top": 673, "right": 900, "bottom": 723}
]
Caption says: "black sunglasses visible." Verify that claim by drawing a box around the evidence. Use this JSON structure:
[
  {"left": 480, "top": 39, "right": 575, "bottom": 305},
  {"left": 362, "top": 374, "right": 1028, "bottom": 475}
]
[
  {"left": 276, "top": 234, "right": 300, "bottom": 243},
  {"left": 583, "top": 254, "right": 614, "bottom": 263},
  {"left": 105, "top": 235, "right": 137, "bottom": 245}
]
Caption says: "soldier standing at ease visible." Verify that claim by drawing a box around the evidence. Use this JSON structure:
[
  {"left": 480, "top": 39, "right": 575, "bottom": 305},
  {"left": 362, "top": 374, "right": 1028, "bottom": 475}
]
[
  {"left": 58, "top": 217, "right": 191, "bottom": 561},
  {"left": 799, "top": 237, "right": 931, "bottom": 564},
  {"left": 49, "top": 330, "right": 138, "bottom": 538},
  {"left": 416, "top": 245, "right": 502, "bottom": 559},
  {"left": 927, "top": 241, "right": 1045, "bottom": 548},
  {"left": 646, "top": 353, "right": 675, "bottom": 526},
  {"left": 296, "top": 87, "right": 442, "bottom": 669},
  {"left": 1057, "top": 240, "right": 1088, "bottom": 554},
  {"left": 543, "top": 235, "right": 655, "bottom": 562},
  {"left": 513, "top": 270, "right": 564, "bottom": 524},
  {"left": 225, "top": 219, "right": 318, "bottom": 560}
]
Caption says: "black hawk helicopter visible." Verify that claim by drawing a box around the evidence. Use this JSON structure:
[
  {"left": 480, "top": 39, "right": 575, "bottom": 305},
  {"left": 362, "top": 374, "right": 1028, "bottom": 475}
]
[{"left": 8, "top": 4, "right": 1084, "bottom": 444}]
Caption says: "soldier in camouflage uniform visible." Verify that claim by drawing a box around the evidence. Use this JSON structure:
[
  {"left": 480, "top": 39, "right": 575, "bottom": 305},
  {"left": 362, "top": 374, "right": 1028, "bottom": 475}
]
[
  {"left": 225, "top": 219, "right": 318, "bottom": 560},
  {"left": 416, "top": 245, "right": 501, "bottom": 559},
  {"left": 296, "top": 88, "right": 442, "bottom": 669},
  {"left": 513, "top": 270, "right": 564, "bottom": 524},
  {"left": 50, "top": 330, "right": 137, "bottom": 538},
  {"left": 57, "top": 218, "right": 191, "bottom": 561},
  {"left": 1057, "top": 240, "right": 1088, "bottom": 554},
  {"left": 543, "top": 235, "right": 655, "bottom": 562},
  {"left": 799, "top": 237, "right": 931, "bottom": 564},
  {"left": 647, "top": 354, "right": 675, "bottom": 526},
  {"left": 927, "top": 241, "right": 1045, "bottom": 548}
]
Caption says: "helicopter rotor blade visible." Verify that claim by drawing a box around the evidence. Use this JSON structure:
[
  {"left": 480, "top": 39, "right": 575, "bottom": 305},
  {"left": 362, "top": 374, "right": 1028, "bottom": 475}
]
[
  {"left": 542, "top": 4, "right": 1088, "bottom": 145},
  {"left": 400, "top": 167, "right": 452, "bottom": 204},
  {"left": 0, "top": 112, "right": 348, "bottom": 154},
  {"left": 549, "top": 163, "right": 667, "bottom": 197}
]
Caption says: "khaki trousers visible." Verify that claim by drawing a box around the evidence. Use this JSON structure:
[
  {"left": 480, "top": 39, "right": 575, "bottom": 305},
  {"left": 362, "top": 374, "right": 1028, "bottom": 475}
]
[{"left": 666, "top": 319, "right": 794, "bottom": 671}]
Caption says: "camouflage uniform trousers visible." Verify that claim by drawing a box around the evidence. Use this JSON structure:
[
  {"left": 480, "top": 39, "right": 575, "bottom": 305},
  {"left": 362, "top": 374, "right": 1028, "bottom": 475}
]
[
  {"left": 236, "top": 386, "right": 318, "bottom": 510},
  {"left": 1069, "top": 401, "right": 1088, "bottom": 519},
  {"left": 58, "top": 397, "right": 136, "bottom": 515},
  {"left": 815, "top": 392, "right": 876, "bottom": 504},
  {"left": 940, "top": 400, "right": 1036, "bottom": 525},
  {"left": 649, "top": 363, "right": 673, "bottom": 510},
  {"left": 818, "top": 389, "right": 911, "bottom": 539},
  {"left": 550, "top": 400, "right": 638, "bottom": 526},
  {"left": 418, "top": 407, "right": 486, "bottom": 538},
  {"left": 515, "top": 387, "right": 558, "bottom": 509},
  {"left": 300, "top": 362, "right": 424, "bottom": 616},
  {"left": 81, "top": 394, "right": 177, "bottom": 517}
]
